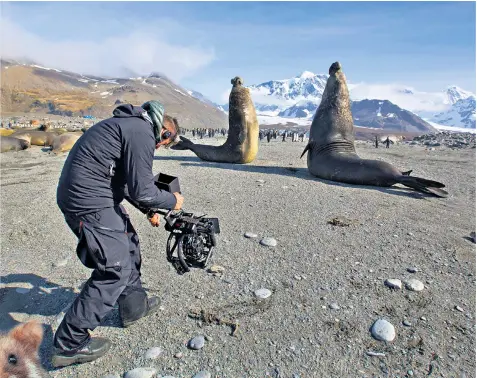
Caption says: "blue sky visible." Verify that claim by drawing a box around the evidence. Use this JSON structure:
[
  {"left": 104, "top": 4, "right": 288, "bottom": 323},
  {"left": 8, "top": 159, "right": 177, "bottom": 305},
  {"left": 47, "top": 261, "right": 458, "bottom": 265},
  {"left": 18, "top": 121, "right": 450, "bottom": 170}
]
[{"left": 1, "top": 1, "right": 475, "bottom": 103}]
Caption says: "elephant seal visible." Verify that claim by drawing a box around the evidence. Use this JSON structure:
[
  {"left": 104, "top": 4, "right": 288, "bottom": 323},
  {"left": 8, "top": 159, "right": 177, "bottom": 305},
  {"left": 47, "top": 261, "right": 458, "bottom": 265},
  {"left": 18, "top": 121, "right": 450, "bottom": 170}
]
[
  {"left": 0, "top": 128, "right": 15, "bottom": 137},
  {"left": 10, "top": 131, "right": 56, "bottom": 147},
  {"left": 300, "top": 62, "right": 448, "bottom": 198},
  {"left": 51, "top": 132, "right": 82, "bottom": 153},
  {"left": 172, "top": 77, "right": 259, "bottom": 163},
  {"left": 0, "top": 136, "right": 30, "bottom": 153}
]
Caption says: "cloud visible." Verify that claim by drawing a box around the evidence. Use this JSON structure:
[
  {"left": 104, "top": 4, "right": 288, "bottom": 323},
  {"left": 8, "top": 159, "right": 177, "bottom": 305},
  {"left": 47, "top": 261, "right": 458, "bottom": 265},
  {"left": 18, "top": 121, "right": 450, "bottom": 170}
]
[
  {"left": 348, "top": 82, "right": 451, "bottom": 113},
  {"left": 0, "top": 17, "right": 215, "bottom": 82}
]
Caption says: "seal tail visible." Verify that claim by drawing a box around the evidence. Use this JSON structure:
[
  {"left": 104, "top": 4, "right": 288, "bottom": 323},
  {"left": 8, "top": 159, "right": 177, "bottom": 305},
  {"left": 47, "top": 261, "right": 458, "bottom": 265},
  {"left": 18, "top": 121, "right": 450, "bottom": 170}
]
[
  {"left": 170, "top": 136, "right": 195, "bottom": 151},
  {"left": 398, "top": 175, "right": 448, "bottom": 198}
]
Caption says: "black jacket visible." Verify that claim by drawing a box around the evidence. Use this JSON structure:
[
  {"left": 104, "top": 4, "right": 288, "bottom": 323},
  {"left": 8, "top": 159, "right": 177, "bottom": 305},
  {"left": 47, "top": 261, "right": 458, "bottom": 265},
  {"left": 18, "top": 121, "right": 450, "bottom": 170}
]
[{"left": 57, "top": 104, "right": 177, "bottom": 215}]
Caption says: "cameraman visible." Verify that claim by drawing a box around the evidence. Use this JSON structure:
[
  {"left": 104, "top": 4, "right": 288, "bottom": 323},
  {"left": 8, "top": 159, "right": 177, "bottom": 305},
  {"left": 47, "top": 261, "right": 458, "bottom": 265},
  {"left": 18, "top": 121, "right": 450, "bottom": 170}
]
[{"left": 51, "top": 101, "right": 184, "bottom": 368}]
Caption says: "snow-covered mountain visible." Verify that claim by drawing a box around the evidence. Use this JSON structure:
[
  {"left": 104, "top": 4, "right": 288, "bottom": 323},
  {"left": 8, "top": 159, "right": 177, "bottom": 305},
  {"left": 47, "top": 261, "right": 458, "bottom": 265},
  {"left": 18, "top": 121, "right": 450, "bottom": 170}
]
[
  {"left": 428, "top": 95, "right": 476, "bottom": 129},
  {"left": 187, "top": 89, "right": 227, "bottom": 114},
  {"left": 444, "top": 86, "right": 475, "bottom": 105}
]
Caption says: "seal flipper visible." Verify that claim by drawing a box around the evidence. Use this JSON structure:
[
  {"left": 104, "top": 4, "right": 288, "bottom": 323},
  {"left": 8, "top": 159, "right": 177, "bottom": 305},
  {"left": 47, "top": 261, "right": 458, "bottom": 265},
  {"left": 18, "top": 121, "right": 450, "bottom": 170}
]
[
  {"left": 398, "top": 175, "right": 448, "bottom": 198},
  {"left": 300, "top": 143, "right": 311, "bottom": 159},
  {"left": 170, "top": 136, "right": 195, "bottom": 151}
]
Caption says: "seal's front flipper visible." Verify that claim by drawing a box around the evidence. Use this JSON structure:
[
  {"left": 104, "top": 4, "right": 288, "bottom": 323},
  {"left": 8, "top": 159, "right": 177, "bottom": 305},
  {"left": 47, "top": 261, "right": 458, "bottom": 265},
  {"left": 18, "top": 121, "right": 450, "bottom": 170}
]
[
  {"left": 170, "top": 136, "right": 195, "bottom": 151},
  {"left": 398, "top": 176, "right": 448, "bottom": 198},
  {"left": 401, "top": 170, "right": 413, "bottom": 176},
  {"left": 300, "top": 143, "right": 311, "bottom": 159}
]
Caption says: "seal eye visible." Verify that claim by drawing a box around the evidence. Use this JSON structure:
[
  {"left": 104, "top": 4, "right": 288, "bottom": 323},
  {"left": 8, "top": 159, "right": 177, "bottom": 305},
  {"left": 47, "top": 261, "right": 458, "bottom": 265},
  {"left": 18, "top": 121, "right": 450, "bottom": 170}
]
[{"left": 8, "top": 354, "right": 18, "bottom": 365}]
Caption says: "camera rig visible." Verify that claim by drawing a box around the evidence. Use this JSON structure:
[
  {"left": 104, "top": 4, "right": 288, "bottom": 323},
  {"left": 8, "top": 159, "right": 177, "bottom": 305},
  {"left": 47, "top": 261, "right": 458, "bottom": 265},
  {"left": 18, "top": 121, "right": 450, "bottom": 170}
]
[{"left": 150, "top": 174, "right": 220, "bottom": 275}]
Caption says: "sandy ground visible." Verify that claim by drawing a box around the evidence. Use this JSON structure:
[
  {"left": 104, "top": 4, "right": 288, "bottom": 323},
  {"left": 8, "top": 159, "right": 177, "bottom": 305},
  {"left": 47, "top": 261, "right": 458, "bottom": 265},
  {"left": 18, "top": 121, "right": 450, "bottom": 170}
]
[{"left": 0, "top": 136, "right": 475, "bottom": 378}]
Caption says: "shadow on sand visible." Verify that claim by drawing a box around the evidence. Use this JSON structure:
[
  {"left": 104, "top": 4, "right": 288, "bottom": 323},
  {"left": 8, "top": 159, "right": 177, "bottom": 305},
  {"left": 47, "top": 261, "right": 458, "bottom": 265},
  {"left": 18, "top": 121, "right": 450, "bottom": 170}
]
[
  {"left": 0, "top": 273, "right": 123, "bottom": 371},
  {"left": 154, "top": 155, "right": 435, "bottom": 199}
]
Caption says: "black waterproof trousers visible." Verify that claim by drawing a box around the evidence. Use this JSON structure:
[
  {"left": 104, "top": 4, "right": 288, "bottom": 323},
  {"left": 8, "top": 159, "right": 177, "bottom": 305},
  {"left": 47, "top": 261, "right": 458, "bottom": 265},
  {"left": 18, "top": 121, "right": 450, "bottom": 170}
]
[{"left": 54, "top": 205, "right": 148, "bottom": 351}]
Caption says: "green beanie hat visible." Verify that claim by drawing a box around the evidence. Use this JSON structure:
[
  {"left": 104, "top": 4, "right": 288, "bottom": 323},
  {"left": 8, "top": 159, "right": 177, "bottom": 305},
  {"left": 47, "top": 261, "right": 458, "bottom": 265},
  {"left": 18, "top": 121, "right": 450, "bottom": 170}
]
[{"left": 141, "top": 100, "right": 165, "bottom": 144}]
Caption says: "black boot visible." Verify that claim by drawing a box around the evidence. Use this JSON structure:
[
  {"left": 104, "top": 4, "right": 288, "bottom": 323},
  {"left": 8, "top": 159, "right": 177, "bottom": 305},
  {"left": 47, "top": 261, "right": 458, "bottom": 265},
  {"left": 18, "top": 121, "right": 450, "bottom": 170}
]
[
  {"left": 120, "top": 292, "right": 161, "bottom": 328},
  {"left": 51, "top": 337, "right": 111, "bottom": 368}
]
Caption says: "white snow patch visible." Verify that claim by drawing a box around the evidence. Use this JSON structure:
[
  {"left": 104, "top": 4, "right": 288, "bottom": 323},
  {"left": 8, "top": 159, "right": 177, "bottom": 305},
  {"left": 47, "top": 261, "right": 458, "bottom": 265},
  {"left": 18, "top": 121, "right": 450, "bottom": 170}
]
[
  {"left": 31, "top": 64, "right": 61, "bottom": 72},
  {"left": 174, "top": 88, "right": 188, "bottom": 96},
  {"left": 5, "top": 66, "right": 8, "bottom": 69},
  {"left": 100, "top": 91, "right": 110, "bottom": 96},
  {"left": 101, "top": 79, "right": 119, "bottom": 84},
  {"left": 386, "top": 113, "right": 396, "bottom": 118},
  {"left": 258, "top": 115, "right": 312, "bottom": 126},
  {"left": 78, "top": 79, "right": 89, "bottom": 83},
  {"left": 427, "top": 121, "right": 476, "bottom": 134}
]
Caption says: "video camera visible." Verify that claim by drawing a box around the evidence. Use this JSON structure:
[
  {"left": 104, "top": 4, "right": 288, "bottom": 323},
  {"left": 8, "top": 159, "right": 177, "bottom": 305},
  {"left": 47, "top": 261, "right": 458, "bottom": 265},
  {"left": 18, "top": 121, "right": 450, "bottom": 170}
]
[{"left": 149, "top": 173, "right": 221, "bottom": 275}]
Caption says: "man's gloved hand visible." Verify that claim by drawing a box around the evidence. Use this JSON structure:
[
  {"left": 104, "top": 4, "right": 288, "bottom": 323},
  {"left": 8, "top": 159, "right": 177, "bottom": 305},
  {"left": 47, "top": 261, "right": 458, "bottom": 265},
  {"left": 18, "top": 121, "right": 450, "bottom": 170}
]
[
  {"left": 148, "top": 212, "right": 161, "bottom": 227},
  {"left": 173, "top": 192, "right": 184, "bottom": 210}
]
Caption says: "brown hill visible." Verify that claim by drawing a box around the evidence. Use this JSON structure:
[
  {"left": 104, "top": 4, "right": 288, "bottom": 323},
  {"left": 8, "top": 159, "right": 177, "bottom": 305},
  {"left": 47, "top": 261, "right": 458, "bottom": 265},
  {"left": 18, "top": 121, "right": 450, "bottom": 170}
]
[{"left": 0, "top": 59, "right": 228, "bottom": 129}]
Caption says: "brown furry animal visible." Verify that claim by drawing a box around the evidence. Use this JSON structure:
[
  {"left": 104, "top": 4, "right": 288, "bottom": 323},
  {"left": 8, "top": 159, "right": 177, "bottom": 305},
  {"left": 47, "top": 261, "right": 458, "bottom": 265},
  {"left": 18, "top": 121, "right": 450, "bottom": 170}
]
[{"left": 0, "top": 321, "right": 48, "bottom": 378}]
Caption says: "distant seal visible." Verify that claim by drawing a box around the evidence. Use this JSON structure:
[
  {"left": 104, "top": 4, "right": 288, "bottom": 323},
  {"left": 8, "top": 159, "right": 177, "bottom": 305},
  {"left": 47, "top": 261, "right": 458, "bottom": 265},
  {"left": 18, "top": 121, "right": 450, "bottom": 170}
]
[
  {"left": 51, "top": 132, "right": 82, "bottom": 153},
  {"left": 0, "top": 136, "right": 30, "bottom": 153},
  {"left": 300, "top": 62, "right": 448, "bottom": 198},
  {"left": 10, "top": 131, "right": 56, "bottom": 147},
  {"left": 0, "top": 128, "right": 15, "bottom": 137},
  {"left": 172, "top": 77, "right": 259, "bottom": 163}
]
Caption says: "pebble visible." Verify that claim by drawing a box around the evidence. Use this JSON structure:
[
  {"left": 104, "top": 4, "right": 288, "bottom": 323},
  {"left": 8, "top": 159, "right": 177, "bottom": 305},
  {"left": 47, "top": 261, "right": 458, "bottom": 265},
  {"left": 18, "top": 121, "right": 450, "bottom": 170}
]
[
  {"left": 408, "top": 370, "right": 414, "bottom": 376},
  {"left": 102, "top": 375, "right": 120, "bottom": 378},
  {"left": 254, "top": 288, "right": 272, "bottom": 299},
  {"left": 124, "top": 368, "right": 157, "bottom": 378},
  {"left": 384, "top": 279, "right": 402, "bottom": 290},
  {"left": 260, "top": 237, "right": 277, "bottom": 247},
  {"left": 407, "top": 267, "right": 418, "bottom": 273},
  {"left": 403, "top": 320, "right": 412, "bottom": 327},
  {"left": 329, "top": 303, "right": 340, "bottom": 310},
  {"left": 192, "top": 372, "right": 211, "bottom": 378},
  {"left": 370, "top": 319, "right": 396, "bottom": 342},
  {"left": 174, "top": 352, "right": 183, "bottom": 359},
  {"left": 455, "top": 306, "right": 464, "bottom": 312},
  {"left": 53, "top": 258, "right": 69, "bottom": 267},
  {"left": 405, "top": 278, "right": 424, "bottom": 291},
  {"left": 244, "top": 232, "right": 258, "bottom": 238},
  {"left": 256, "top": 179, "right": 265, "bottom": 183},
  {"left": 144, "top": 347, "right": 163, "bottom": 359},
  {"left": 15, "top": 288, "right": 30, "bottom": 294},
  {"left": 208, "top": 265, "right": 225, "bottom": 274},
  {"left": 420, "top": 316, "right": 427, "bottom": 321},
  {"left": 366, "top": 351, "right": 386, "bottom": 357},
  {"left": 188, "top": 335, "right": 205, "bottom": 350}
]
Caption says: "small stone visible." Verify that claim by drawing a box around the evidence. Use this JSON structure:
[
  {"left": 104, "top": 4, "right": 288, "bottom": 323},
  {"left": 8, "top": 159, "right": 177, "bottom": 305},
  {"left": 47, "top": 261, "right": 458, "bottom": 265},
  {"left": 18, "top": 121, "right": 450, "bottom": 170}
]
[
  {"left": 15, "top": 288, "right": 30, "bottom": 294},
  {"left": 403, "top": 320, "right": 412, "bottom": 327},
  {"left": 294, "top": 275, "right": 302, "bottom": 281},
  {"left": 384, "top": 279, "right": 402, "bottom": 290},
  {"left": 366, "top": 351, "right": 386, "bottom": 357},
  {"left": 405, "top": 279, "right": 424, "bottom": 291},
  {"left": 192, "top": 372, "right": 211, "bottom": 378},
  {"left": 329, "top": 303, "right": 340, "bottom": 310},
  {"left": 244, "top": 232, "right": 258, "bottom": 239},
  {"left": 124, "top": 368, "right": 157, "bottom": 378},
  {"left": 254, "top": 288, "right": 272, "bottom": 299},
  {"left": 455, "top": 306, "right": 464, "bottom": 312},
  {"left": 188, "top": 335, "right": 205, "bottom": 350},
  {"left": 282, "top": 186, "right": 289, "bottom": 189},
  {"left": 174, "top": 352, "right": 183, "bottom": 359},
  {"left": 370, "top": 319, "right": 396, "bottom": 342},
  {"left": 408, "top": 370, "right": 414, "bottom": 376},
  {"left": 102, "top": 375, "right": 121, "bottom": 378},
  {"left": 256, "top": 179, "right": 265, "bottom": 183},
  {"left": 53, "top": 258, "right": 69, "bottom": 267},
  {"left": 204, "top": 335, "right": 212, "bottom": 341},
  {"left": 420, "top": 316, "right": 427, "bottom": 321},
  {"left": 144, "top": 347, "right": 163, "bottom": 359},
  {"left": 208, "top": 265, "right": 225, "bottom": 274},
  {"left": 260, "top": 237, "right": 277, "bottom": 247},
  {"left": 407, "top": 267, "right": 418, "bottom": 273},
  {"left": 407, "top": 232, "right": 414, "bottom": 236}
]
